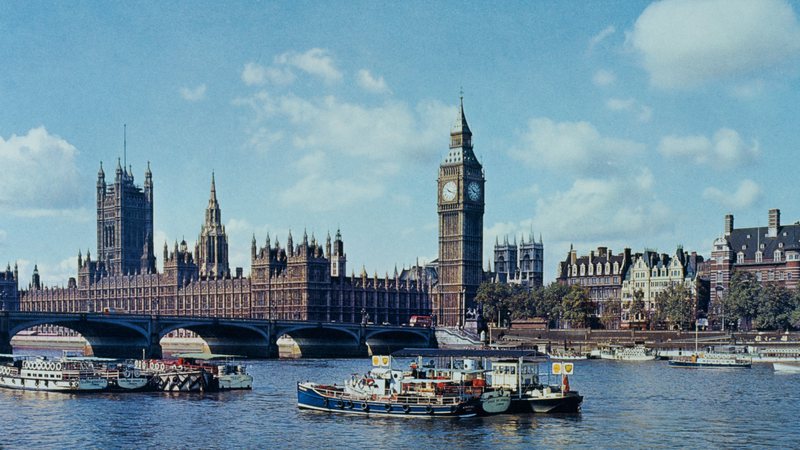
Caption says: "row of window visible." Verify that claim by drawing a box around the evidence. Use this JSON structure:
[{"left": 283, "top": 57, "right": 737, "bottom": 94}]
[{"left": 572, "top": 262, "right": 620, "bottom": 277}]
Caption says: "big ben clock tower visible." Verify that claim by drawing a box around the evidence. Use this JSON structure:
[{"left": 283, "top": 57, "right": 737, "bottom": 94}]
[{"left": 436, "top": 97, "right": 485, "bottom": 327}]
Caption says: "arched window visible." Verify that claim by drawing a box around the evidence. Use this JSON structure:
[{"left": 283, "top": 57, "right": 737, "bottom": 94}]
[
  {"left": 774, "top": 250, "right": 782, "bottom": 262},
  {"left": 755, "top": 251, "right": 763, "bottom": 263},
  {"left": 737, "top": 252, "right": 745, "bottom": 264}
]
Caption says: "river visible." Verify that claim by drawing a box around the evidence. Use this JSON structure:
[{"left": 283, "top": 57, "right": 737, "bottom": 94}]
[{"left": 0, "top": 357, "right": 797, "bottom": 449}]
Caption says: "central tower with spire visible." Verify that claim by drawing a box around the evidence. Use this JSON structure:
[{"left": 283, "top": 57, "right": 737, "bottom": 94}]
[
  {"left": 435, "top": 96, "right": 485, "bottom": 327},
  {"left": 197, "top": 173, "right": 230, "bottom": 279}
]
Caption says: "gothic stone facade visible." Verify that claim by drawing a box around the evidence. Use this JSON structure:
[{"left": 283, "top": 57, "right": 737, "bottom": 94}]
[
  {"left": 20, "top": 167, "right": 430, "bottom": 324},
  {"left": 493, "top": 234, "right": 544, "bottom": 289},
  {"left": 434, "top": 99, "right": 485, "bottom": 327},
  {"left": 709, "top": 209, "right": 800, "bottom": 327}
]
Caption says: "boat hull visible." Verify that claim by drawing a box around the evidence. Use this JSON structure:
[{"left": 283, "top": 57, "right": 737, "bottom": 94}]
[
  {"left": 509, "top": 392, "right": 583, "bottom": 413},
  {"left": 669, "top": 360, "right": 751, "bottom": 368},
  {"left": 0, "top": 376, "right": 107, "bottom": 392},
  {"left": 772, "top": 362, "right": 800, "bottom": 373},
  {"left": 297, "top": 383, "right": 478, "bottom": 418}
]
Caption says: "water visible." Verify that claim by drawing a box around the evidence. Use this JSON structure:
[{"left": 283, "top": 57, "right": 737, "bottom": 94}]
[{"left": 0, "top": 358, "right": 798, "bottom": 449}]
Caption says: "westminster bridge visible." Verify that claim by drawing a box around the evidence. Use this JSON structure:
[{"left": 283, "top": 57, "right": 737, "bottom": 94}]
[{"left": 0, "top": 311, "right": 436, "bottom": 358}]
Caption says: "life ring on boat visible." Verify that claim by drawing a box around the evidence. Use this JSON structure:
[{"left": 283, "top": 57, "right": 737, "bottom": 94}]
[
  {"left": 336, "top": 399, "right": 344, "bottom": 409},
  {"left": 402, "top": 404, "right": 410, "bottom": 414},
  {"left": 55, "top": 363, "right": 62, "bottom": 371},
  {"left": 177, "top": 365, "right": 183, "bottom": 371},
  {"left": 425, "top": 405, "right": 434, "bottom": 415},
  {"left": 133, "top": 369, "right": 141, "bottom": 377},
  {"left": 123, "top": 370, "right": 131, "bottom": 378},
  {"left": 450, "top": 405, "right": 457, "bottom": 414},
  {"left": 384, "top": 403, "right": 392, "bottom": 412},
  {"left": 158, "top": 363, "right": 166, "bottom": 371},
  {"left": 360, "top": 402, "right": 369, "bottom": 411}
]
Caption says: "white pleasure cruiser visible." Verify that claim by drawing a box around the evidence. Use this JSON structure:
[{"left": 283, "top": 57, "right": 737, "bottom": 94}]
[{"left": 0, "top": 354, "right": 108, "bottom": 392}]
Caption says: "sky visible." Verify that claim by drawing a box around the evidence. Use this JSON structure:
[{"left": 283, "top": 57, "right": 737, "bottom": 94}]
[{"left": 2, "top": 0, "right": 800, "bottom": 287}]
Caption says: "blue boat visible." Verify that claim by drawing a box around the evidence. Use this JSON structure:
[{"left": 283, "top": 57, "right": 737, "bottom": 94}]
[{"left": 296, "top": 355, "right": 479, "bottom": 418}]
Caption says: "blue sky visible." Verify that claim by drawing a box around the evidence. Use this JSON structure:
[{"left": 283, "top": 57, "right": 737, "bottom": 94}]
[{"left": 2, "top": 0, "right": 800, "bottom": 287}]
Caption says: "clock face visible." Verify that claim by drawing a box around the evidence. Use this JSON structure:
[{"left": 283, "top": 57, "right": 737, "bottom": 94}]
[
  {"left": 468, "top": 182, "right": 481, "bottom": 201},
  {"left": 442, "top": 181, "right": 457, "bottom": 202}
]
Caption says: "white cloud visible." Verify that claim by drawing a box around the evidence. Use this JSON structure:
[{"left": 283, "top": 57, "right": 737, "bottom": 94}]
[
  {"left": 703, "top": 179, "right": 761, "bottom": 209},
  {"left": 629, "top": 0, "right": 800, "bottom": 88},
  {"left": 16, "top": 257, "right": 79, "bottom": 287},
  {"left": 509, "top": 118, "right": 645, "bottom": 175},
  {"left": 588, "top": 26, "right": 616, "bottom": 52},
  {"left": 275, "top": 48, "right": 342, "bottom": 83},
  {"left": 532, "top": 172, "right": 672, "bottom": 242},
  {"left": 179, "top": 84, "right": 207, "bottom": 101},
  {"left": 241, "top": 62, "right": 295, "bottom": 86},
  {"left": 592, "top": 69, "right": 616, "bottom": 86},
  {"left": 658, "top": 128, "right": 758, "bottom": 168},
  {"left": 0, "top": 127, "right": 83, "bottom": 214},
  {"left": 357, "top": 69, "right": 390, "bottom": 94},
  {"left": 606, "top": 97, "right": 652, "bottom": 122}
]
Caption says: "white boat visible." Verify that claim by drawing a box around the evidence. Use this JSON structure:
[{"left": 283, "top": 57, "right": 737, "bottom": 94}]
[
  {"left": 548, "top": 350, "right": 588, "bottom": 361},
  {"left": 773, "top": 362, "right": 800, "bottom": 373},
  {"left": 599, "top": 345, "right": 656, "bottom": 361},
  {"left": 669, "top": 352, "right": 751, "bottom": 368},
  {"left": 748, "top": 347, "right": 800, "bottom": 363},
  {"left": 0, "top": 354, "right": 108, "bottom": 392},
  {"left": 138, "top": 352, "right": 253, "bottom": 392}
]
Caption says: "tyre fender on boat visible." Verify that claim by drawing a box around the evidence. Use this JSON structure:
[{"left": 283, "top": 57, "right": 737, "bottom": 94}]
[
  {"left": 425, "top": 405, "right": 433, "bottom": 415},
  {"left": 402, "top": 404, "right": 410, "bottom": 414},
  {"left": 336, "top": 399, "right": 344, "bottom": 409},
  {"left": 360, "top": 402, "right": 369, "bottom": 411},
  {"left": 384, "top": 403, "right": 392, "bottom": 412},
  {"left": 322, "top": 397, "right": 329, "bottom": 408},
  {"left": 345, "top": 400, "right": 354, "bottom": 409}
]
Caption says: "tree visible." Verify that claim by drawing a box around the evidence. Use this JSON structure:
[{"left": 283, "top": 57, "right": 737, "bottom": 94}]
[
  {"left": 600, "top": 298, "right": 622, "bottom": 330},
  {"left": 541, "top": 283, "right": 569, "bottom": 327},
  {"left": 755, "top": 284, "right": 793, "bottom": 330},
  {"left": 475, "top": 282, "right": 513, "bottom": 327},
  {"left": 628, "top": 288, "right": 646, "bottom": 327},
  {"left": 561, "top": 285, "right": 593, "bottom": 328},
  {"left": 654, "top": 284, "right": 695, "bottom": 330},
  {"left": 724, "top": 272, "right": 761, "bottom": 330},
  {"left": 508, "top": 285, "right": 535, "bottom": 320}
]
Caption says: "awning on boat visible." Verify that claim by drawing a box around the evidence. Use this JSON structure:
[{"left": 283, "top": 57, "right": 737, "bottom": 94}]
[{"left": 392, "top": 348, "right": 546, "bottom": 360}]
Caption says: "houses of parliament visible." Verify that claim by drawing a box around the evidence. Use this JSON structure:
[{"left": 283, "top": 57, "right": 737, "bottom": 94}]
[{"left": 14, "top": 100, "right": 504, "bottom": 328}]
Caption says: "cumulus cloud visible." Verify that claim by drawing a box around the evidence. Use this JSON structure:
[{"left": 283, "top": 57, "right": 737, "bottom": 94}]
[
  {"left": 357, "top": 69, "right": 390, "bottom": 94},
  {"left": 629, "top": 0, "right": 800, "bottom": 88},
  {"left": 179, "top": 84, "right": 207, "bottom": 101},
  {"left": 592, "top": 69, "right": 616, "bottom": 86},
  {"left": 241, "top": 62, "right": 295, "bottom": 86},
  {"left": 703, "top": 179, "right": 761, "bottom": 209},
  {"left": 588, "top": 26, "right": 616, "bottom": 52},
  {"left": 532, "top": 172, "right": 672, "bottom": 242},
  {"left": 276, "top": 48, "right": 342, "bottom": 83},
  {"left": 236, "top": 90, "right": 454, "bottom": 210},
  {"left": 509, "top": 118, "right": 645, "bottom": 175},
  {"left": 0, "top": 127, "right": 83, "bottom": 214},
  {"left": 16, "top": 257, "right": 79, "bottom": 287},
  {"left": 658, "top": 128, "right": 758, "bottom": 168},
  {"left": 606, "top": 97, "right": 652, "bottom": 122}
]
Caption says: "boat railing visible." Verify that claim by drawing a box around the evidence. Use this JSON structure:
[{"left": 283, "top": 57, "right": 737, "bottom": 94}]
[{"left": 310, "top": 384, "right": 463, "bottom": 405}]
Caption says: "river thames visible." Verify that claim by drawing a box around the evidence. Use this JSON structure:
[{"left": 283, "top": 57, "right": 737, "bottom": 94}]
[{"left": 0, "top": 357, "right": 798, "bottom": 449}]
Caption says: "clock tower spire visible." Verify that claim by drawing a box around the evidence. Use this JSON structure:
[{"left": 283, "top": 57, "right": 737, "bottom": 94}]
[{"left": 435, "top": 96, "right": 485, "bottom": 327}]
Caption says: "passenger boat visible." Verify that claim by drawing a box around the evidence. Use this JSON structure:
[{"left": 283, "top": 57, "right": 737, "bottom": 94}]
[
  {"left": 668, "top": 352, "right": 752, "bottom": 368},
  {"left": 84, "top": 358, "right": 152, "bottom": 391},
  {"left": 773, "top": 362, "right": 800, "bottom": 373},
  {"left": 548, "top": 349, "right": 588, "bottom": 360},
  {"left": 297, "top": 355, "right": 480, "bottom": 418},
  {"left": 393, "top": 349, "right": 583, "bottom": 414},
  {"left": 748, "top": 347, "right": 800, "bottom": 363},
  {"left": 599, "top": 344, "right": 656, "bottom": 361},
  {"left": 136, "top": 353, "right": 252, "bottom": 392},
  {"left": 0, "top": 354, "right": 108, "bottom": 392}
]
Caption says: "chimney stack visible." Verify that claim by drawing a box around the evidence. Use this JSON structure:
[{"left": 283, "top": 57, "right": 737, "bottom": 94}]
[
  {"left": 724, "top": 214, "right": 734, "bottom": 237},
  {"left": 768, "top": 209, "right": 780, "bottom": 237}
]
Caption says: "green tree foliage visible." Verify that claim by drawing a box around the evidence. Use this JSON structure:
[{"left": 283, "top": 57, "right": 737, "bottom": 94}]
[
  {"left": 755, "top": 284, "right": 794, "bottom": 330},
  {"left": 628, "top": 288, "right": 646, "bottom": 322},
  {"left": 654, "top": 284, "right": 695, "bottom": 330},
  {"left": 723, "top": 272, "right": 761, "bottom": 330},
  {"left": 475, "top": 282, "right": 513, "bottom": 327},
  {"left": 600, "top": 298, "right": 622, "bottom": 330},
  {"left": 561, "top": 284, "right": 593, "bottom": 328},
  {"left": 541, "top": 283, "right": 569, "bottom": 327}
]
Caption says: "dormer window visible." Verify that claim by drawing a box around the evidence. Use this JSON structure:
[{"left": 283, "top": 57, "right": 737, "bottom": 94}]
[
  {"left": 737, "top": 252, "right": 744, "bottom": 263},
  {"left": 774, "top": 250, "right": 782, "bottom": 262},
  {"left": 755, "top": 251, "right": 763, "bottom": 263},
  {"left": 613, "top": 262, "right": 619, "bottom": 274}
]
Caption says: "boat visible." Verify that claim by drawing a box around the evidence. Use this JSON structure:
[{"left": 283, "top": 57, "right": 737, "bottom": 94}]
[
  {"left": 748, "top": 347, "right": 800, "bottom": 363},
  {"left": 548, "top": 349, "right": 588, "bottom": 361},
  {"left": 136, "top": 353, "right": 252, "bottom": 392},
  {"left": 85, "top": 358, "right": 152, "bottom": 391},
  {"left": 0, "top": 354, "right": 108, "bottom": 392},
  {"left": 393, "top": 348, "right": 583, "bottom": 414},
  {"left": 669, "top": 352, "right": 751, "bottom": 368},
  {"left": 599, "top": 344, "right": 656, "bottom": 361},
  {"left": 773, "top": 362, "right": 800, "bottom": 373},
  {"left": 297, "top": 354, "right": 480, "bottom": 418}
]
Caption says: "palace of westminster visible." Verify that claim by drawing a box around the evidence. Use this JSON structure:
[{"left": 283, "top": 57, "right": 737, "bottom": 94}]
[{"left": 2, "top": 100, "right": 546, "bottom": 328}]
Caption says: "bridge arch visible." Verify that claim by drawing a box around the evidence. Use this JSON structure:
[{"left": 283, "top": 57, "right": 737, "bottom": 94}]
[
  {"left": 274, "top": 323, "right": 363, "bottom": 358},
  {"left": 158, "top": 321, "right": 273, "bottom": 358},
  {"left": 364, "top": 328, "right": 432, "bottom": 355},
  {"left": 9, "top": 316, "right": 151, "bottom": 358}
]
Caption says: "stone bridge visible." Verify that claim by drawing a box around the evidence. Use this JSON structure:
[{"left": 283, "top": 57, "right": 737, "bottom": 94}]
[{"left": 0, "top": 311, "right": 436, "bottom": 359}]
